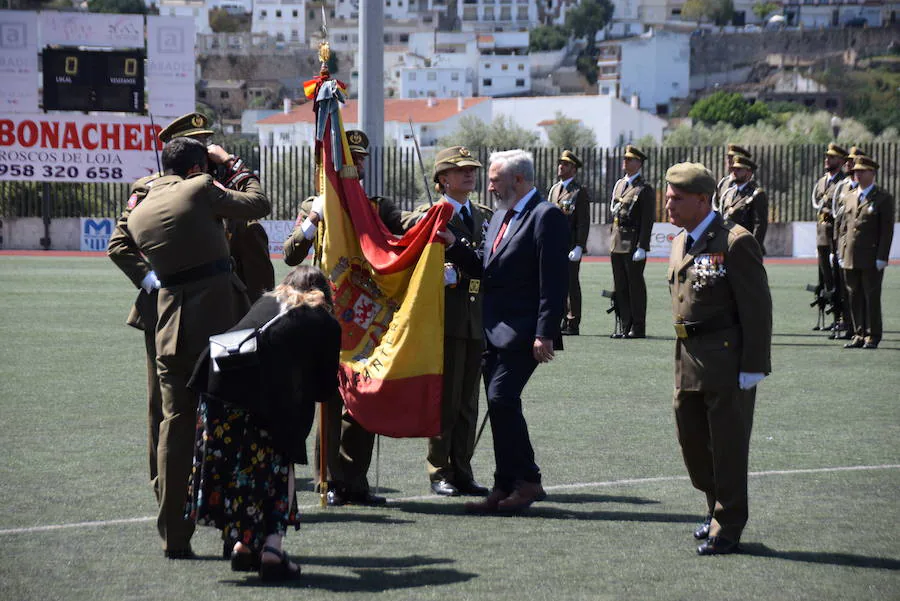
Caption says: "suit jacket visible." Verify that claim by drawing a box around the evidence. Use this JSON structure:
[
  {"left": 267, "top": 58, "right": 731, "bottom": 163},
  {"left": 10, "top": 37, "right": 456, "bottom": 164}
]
[
  {"left": 720, "top": 180, "right": 768, "bottom": 253},
  {"left": 667, "top": 213, "right": 772, "bottom": 392},
  {"left": 189, "top": 295, "right": 341, "bottom": 464},
  {"left": 839, "top": 185, "right": 895, "bottom": 270},
  {"left": 447, "top": 191, "right": 570, "bottom": 351},
  {"left": 609, "top": 175, "right": 655, "bottom": 254},
  {"left": 813, "top": 171, "right": 847, "bottom": 246},
  {"left": 282, "top": 195, "right": 409, "bottom": 266},
  {"left": 548, "top": 179, "right": 590, "bottom": 250},
  {"left": 127, "top": 173, "right": 270, "bottom": 360}
]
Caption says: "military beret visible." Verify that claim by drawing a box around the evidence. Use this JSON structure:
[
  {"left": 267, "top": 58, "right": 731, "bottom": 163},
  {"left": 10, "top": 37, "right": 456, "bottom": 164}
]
[
  {"left": 850, "top": 156, "right": 879, "bottom": 171},
  {"left": 825, "top": 143, "right": 849, "bottom": 158},
  {"left": 559, "top": 150, "right": 583, "bottom": 169},
  {"left": 666, "top": 162, "right": 716, "bottom": 197},
  {"left": 346, "top": 129, "right": 370, "bottom": 156},
  {"left": 158, "top": 112, "right": 214, "bottom": 144},
  {"left": 623, "top": 145, "right": 647, "bottom": 162},
  {"left": 731, "top": 155, "right": 757, "bottom": 171},
  {"left": 727, "top": 144, "right": 751, "bottom": 158},
  {"left": 433, "top": 146, "right": 482, "bottom": 182}
]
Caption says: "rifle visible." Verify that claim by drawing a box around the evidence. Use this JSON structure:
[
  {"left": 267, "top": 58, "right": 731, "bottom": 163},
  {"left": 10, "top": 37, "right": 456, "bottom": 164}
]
[
  {"left": 806, "top": 283, "right": 831, "bottom": 331},
  {"left": 601, "top": 289, "right": 622, "bottom": 338}
]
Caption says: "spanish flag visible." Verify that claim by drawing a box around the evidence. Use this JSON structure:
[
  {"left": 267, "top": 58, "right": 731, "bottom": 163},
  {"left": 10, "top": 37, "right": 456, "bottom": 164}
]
[{"left": 313, "top": 80, "right": 452, "bottom": 438}]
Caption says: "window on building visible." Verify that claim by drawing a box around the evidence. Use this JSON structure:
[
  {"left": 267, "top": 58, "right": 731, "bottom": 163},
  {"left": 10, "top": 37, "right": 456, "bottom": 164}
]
[
  {"left": 516, "top": 78, "right": 525, "bottom": 87},
  {"left": 199, "top": 90, "right": 207, "bottom": 99},
  {"left": 451, "top": 72, "right": 459, "bottom": 81},
  {"left": 221, "top": 91, "right": 230, "bottom": 99},
  {"left": 384, "top": 34, "right": 390, "bottom": 43},
  {"left": 825, "top": 98, "right": 838, "bottom": 109},
  {"left": 483, "top": 78, "right": 492, "bottom": 86},
  {"left": 409, "top": 72, "right": 416, "bottom": 81},
  {"left": 518, "top": 64, "right": 524, "bottom": 71},
  {"left": 656, "top": 104, "right": 669, "bottom": 115},
  {"left": 427, "top": 72, "right": 437, "bottom": 81},
  {"left": 600, "top": 87, "right": 609, "bottom": 95},
  {"left": 400, "top": 34, "right": 409, "bottom": 42},
  {"left": 280, "top": 132, "right": 290, "bottom": 142},
  {"left": 501, "top": 64, "right": 509, "bottom": 71},
  {"left": 340, "top": 34, "right": 349, "bottom": 42},
  {"left": 260, "top": 10, "right": 266, "bottom": 18},
  {"left": 292, "top": 10, "right": 298, "bottom": 17},
  {"left": 276, "top": 10, "right": 281, "bottom": 17}
]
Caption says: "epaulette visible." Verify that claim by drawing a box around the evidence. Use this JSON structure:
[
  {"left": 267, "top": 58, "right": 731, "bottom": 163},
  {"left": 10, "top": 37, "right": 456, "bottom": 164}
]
[{"left": 472, "top": 201, "right": 494, "bottom": 216}]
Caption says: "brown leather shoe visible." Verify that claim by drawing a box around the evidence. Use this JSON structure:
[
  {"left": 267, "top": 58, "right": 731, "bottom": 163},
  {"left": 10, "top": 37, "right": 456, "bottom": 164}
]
[
  {"left": 464, "top": 488, "right": 508, "bottom": 514},
  {"left": 496, "top": 482, "right": 547, "bottom": 513}
]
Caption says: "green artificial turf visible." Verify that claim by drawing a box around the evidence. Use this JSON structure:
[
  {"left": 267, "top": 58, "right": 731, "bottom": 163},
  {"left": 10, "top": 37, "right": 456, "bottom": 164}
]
[{"left": 0, "top": 256, "right": 898, "bottom": 601}]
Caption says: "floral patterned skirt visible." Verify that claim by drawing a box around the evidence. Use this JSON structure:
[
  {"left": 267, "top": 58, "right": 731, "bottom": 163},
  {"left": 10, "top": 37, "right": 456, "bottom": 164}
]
[{"left": 186, "top": 395, "right": 299, "bottom": 551}]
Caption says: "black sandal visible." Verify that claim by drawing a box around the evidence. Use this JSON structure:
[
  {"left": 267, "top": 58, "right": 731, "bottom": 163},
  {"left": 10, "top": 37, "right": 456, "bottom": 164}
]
[
  {"left": 230, "top": 547, "right": 260, "bottom": 572},
  {"left": 259, "top": 546, "right": 301, "bottom": 581}
]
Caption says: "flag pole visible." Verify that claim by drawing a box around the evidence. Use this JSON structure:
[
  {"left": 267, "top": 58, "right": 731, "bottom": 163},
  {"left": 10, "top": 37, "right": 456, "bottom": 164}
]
[{"left": 408, "top": 117, "right": 434, "bottom": 206}]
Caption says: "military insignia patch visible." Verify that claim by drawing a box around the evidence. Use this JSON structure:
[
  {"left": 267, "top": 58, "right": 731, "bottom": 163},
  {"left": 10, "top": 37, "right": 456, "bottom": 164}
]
[
  {"left": 126, "top": 193, "right": 139, "bottom": 209},
  {"left": 348, "top": 131, "right": 363, "bottom": 145},
  {"left": 191, "top": 114, "right": 204, "bottom": 128},
  {"left": 459, "top": 147, "right": 471, "bottom": 157}
]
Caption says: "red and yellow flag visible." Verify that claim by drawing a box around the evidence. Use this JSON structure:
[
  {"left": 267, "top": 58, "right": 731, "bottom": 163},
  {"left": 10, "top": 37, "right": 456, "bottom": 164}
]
[{"left": 314, "top": 82, "right": 452, "bottom": 438}]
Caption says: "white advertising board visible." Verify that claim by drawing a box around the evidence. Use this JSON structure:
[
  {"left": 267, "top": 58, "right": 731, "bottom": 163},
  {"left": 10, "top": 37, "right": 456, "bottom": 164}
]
[
  {"left": 648, "top": 222, "right": 682, "bottom": 258},
  {"left": 0, "top": 114, "right": 161, "bottom": 184},
  {"left": 147, "top": 16, "right": 196, "bottom": 118},
  {"left": 0, "top": 11, "right": 39, "bottom": 113},
  {"left": 40, "top": 12, "right": 144, "bottom": 48}
]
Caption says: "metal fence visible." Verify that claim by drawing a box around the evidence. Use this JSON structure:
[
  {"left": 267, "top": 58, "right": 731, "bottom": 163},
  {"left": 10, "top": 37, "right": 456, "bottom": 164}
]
[{"left": 2, "top": 143, "right": 899, "bottom": 222}]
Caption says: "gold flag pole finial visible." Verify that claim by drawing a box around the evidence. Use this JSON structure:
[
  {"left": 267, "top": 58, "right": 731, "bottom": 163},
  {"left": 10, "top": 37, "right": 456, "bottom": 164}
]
[{"left": 319, "top": 5, "right": 331, "bottom": 78}]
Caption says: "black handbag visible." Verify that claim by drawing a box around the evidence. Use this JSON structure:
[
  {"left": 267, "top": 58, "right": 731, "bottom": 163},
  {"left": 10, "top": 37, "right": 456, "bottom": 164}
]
[{"left": 209, "top": 311, "right": 285, "bottom": 373}]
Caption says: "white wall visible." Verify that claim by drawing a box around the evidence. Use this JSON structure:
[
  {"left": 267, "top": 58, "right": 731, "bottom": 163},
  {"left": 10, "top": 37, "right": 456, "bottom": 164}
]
[
  {"left": 160, "top": 2, "right": 211, "bottom": 34},
  {"left": 250, "top": 0, "right": 306, "bottom": 43},
  {"left": 400, "top": 67, "right": 474, "bottom": 99},
  {"left": 478, "top": 55, "right": 531, "bottom": 96},
  {"left": 619, "top": 31, "right": 689, "bottom": 112}
]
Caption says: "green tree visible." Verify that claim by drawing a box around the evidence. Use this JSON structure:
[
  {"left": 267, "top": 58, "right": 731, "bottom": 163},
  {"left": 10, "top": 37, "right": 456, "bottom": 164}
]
[
  {"left": 529, "top": 25, "right": 569, "bottom": 52},
  {"left": 682, "top": 0, "right": 734, "bottom": 25},
  {"left": 752, "top": 1, "right": 780, "bottom": 20},
  {"left": 87, "top": 0, "right": 147, "bottom": 14},
  {"left": 438, "top": 114, "right": 538, "bottom": 149},
  {"left": 689, "top": 91, "right": 770, "bottom": 127},
  {"left": 565, "top": 0, "right": 614, "bottom": 55},
  {"left": 209, "top": 9, "right": 251, "bottom": 33},
  {"left": 546, "top": 112, "right": 597, "bottom": 148}
]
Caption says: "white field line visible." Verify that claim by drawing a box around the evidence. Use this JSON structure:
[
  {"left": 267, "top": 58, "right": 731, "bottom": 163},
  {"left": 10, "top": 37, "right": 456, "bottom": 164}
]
[{"left": 2, "top": 463, "right": 898, "bottom": 536}]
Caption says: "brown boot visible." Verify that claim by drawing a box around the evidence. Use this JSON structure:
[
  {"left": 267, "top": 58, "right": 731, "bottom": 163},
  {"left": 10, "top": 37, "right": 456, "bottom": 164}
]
[
  {"left": 496, "top": 481, "right": 547, "bottom": 513},
  {"left": 464, "top": 488, "right": 508, "bottom": 514}
]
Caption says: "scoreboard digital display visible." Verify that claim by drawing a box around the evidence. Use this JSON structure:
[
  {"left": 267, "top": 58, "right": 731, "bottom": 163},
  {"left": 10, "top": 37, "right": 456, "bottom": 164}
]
[{"left": 42, "top": 48, "right": 145, "bottom": 114}]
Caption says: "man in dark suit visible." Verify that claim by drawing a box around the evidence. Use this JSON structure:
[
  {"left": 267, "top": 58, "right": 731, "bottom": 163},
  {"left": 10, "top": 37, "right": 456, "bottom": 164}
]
[
  {"left": 126, "top": 137, "right": 270, "bottom": 558},
  {"left": 440, "top": 149, "right": 570, "bottom": 514},
  {"left": 839, "top": 155, "right": 894, "bottom": 350},
  {"left": 608, "top": 145, "right": 656, "bottom": 338},
  {"left": 664, "top": 162, "right": 772, "bottom": 555},
  {"left": 548, "top": 150, "right": 591, "bottom": 336}
]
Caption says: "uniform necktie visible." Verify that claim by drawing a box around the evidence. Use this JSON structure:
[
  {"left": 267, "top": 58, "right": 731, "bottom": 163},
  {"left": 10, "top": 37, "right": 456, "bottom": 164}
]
[
  {"left": 460, "top": 205, "right": 474, "bottom": 232},
  {"left": 491, "top": 209, "right": 516, "bottom": 255},
  {"left": 684, "top": 235, "right": 694, "bottom": 257}
]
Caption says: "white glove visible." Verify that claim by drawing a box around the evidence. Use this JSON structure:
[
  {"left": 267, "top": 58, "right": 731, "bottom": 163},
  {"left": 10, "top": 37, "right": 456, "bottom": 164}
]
[
  {"left": 300, "top": 217, "right": 317, "bottom": 240},
  {"left": 568, "top": 246, "right": 583, "bottom": 262},
  {"left": 443, "top": 263, "right": 458, "bottom": 287},
  {"left": 828, "top": 253, "right": 835, "bottom": 264},
  {"left": 838, "top": 257, "right": 844, "bottom": 268},
  {"left": 140, "top": 271, "right": 161, "bottom": 293},
  {"left": 876, "top": 260, "right": 888, "bottom": 271},
  {"left": 632, "top": 247, "right": 647, "bottom": 262},
  {"left": 310, "top": 194, "right": 325, "bottom": 217},
  {"left": 738, "top": 372, "right": 766, "bottom": 390}
]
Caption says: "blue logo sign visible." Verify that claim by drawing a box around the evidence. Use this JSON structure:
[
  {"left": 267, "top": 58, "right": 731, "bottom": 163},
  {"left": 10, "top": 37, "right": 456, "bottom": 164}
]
[{"left": 81, "top": 218, "right": 114, "bottom": 252}]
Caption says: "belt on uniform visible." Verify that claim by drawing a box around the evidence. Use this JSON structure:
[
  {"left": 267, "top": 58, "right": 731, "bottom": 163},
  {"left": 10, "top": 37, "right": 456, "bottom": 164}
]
[
  {"left": 159, "top": 257, "right": 232, "bottom": 288},
  {"left": 674, "top": 313, "right": 738, "bottom": 339}
]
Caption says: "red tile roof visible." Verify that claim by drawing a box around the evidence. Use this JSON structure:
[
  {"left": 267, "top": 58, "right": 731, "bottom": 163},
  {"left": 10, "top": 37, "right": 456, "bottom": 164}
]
[{"left": 257, "top": 97, "right": 489, "bottom": 125}]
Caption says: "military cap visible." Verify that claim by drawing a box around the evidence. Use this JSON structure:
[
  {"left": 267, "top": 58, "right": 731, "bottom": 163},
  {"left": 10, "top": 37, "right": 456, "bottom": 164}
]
[
  {"left": 850, "top": 156, "right": 879, "bottom": 171},
  {"left": 158, "top": 112, "right": 214, "bottom": 144},
  {"left": 731, "top": 155, "right": 757, "bottom": 171},
  {"left": 433, "top": 146, "right": 482, "bottom": 182},
  {"left": 847, "top": 146, "right": 867, "bottom": 160},
  {"left": 666, "top": 162, "right": 716, "bottom": 197},
  {"left": 623, "top": 145, "right": 647, "bottom": 162},
  {"left": 346, "top": 130, "right": 370, "bottom": 156},
  {"left": 825, "top": 143, "right": 849, "bottom": 158},
  {"left": 559, "top": 150, "right": 583, "bottom": 169},
  {"left": 727, "top": 144, "right": 751, "bottom": 158}
]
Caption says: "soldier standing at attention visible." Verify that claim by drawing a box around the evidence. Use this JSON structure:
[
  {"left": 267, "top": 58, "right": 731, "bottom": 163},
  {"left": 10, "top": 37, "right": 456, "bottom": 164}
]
[
  {"left": 422, "top": 146, "right": 492, "bottom": 497},
  {"left": 107, "top": 112, "right": 269, "bottom": 506},
  {"left": 283, "top": 129, "right": 411, "bottom": 506},
  {"left": 664, "top": 162, "right": 772, "bottom": 556},
  {"left": 839, "top": 155, "right": 894, "bottom": 350},
  {"left": 548, "top": 150, "right": 591, "bottom": 336},
  {"left": 126, "top": 137, "right": 270, "bottom": 558},
  {"left": 720, "top": 155, "right": 768, "bottom": 254},
  {"left": 811, "top": 143, "right": 849, "bottom": 332},
  {"left": 713, "top": 144, "right": 751, "bottom": 210},
  {"left": 829, "top": 146, "right": 867, "bottom": 340},
  {"left": 608, "top": 145, "right": 655, "bottom": 339}
]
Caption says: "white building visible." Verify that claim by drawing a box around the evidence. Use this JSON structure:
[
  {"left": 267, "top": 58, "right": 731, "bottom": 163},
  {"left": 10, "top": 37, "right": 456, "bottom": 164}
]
[
  {"left": 478, "top": 52, "right": 531, "bottom": 97},
  {"left": 596, "top": 29, "right": 690, "bottom": 115},
  {"left": 782, "top": 0, "right": 890, "bottom": 27},
  {"left": 400, "top": 67, "right": 474, "bottom": 99},
  {"left": 158, "top": 0, "right": 211, "bottom": 34},
  {"left": 251, "top": 0, "right": 307, "bottom": 44},
  {"left": 333, "top": 0, "right": 428, "bottom": 21},
  {"left": 457, "top": 0, "right": 539, "bottom": 31}
]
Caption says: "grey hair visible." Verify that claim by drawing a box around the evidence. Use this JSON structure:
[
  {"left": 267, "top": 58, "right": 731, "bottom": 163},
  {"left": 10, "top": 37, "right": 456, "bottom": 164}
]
[{"left": 489, "top": 149, "right": 535, "bottom": 183}]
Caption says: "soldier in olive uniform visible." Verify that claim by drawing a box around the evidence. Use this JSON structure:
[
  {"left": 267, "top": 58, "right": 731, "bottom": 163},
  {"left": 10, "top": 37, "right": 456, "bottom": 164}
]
[
  {"left": 713, "top": 144, "right": 751, "bottom": 210},
  {"left": 720, "top": 155, "right": 768, "bottom": 254},
  {"left": 417, "top": 146, "right": 493, "bottom": 497},
  {"left": 839, "top": 156, "right": 894, "bottom": 350},
  {"left": 283, "top": 130, "right": 411, "bottom": 506},
  {"left": 108, "top": 112, "right": 270, "bottom": 503},
  {"left": 664, "top": 162, "right": 772, "bottom": 556},
  {"left": 126, "top": 137, "right": 270, "bottom": 558},
  {"left": 829, "top": 147, "right": 867, "bottom": 339},
  {"left": 548, "top": 150, "right": 591, "bottom": 336},
  {"left": 609, "top": 145, "right": 656, "bottom": 338},
  {"left": 811, "top": 143, "right": 849, "bottom": 331}
]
